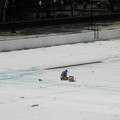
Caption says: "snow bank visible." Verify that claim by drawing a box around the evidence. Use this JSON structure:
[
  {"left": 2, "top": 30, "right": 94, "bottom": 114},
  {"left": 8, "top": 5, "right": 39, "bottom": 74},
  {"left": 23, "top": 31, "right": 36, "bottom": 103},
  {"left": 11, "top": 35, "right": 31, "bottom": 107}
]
[{"left": 0, "top": 28, "right": 120, "bottom": 52}]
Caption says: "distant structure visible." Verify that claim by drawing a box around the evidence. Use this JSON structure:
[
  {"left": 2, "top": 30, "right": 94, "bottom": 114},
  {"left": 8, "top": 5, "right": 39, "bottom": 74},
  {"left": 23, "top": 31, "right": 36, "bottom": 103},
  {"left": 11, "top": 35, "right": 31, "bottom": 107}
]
[{"left": 0, "top": 0, "right": 120, "bottom": 23}]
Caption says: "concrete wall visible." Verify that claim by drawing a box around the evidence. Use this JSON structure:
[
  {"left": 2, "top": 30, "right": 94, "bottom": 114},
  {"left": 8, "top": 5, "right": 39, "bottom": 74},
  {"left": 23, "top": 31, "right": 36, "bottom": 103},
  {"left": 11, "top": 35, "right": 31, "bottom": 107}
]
[{"left": 0, "top": 28, "right": 120, "bottom": 52}]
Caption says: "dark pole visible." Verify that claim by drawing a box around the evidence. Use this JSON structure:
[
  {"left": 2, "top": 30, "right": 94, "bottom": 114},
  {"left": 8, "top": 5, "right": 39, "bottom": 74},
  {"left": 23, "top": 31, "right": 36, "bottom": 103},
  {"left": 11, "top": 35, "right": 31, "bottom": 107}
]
[
  {"left": 37, "top": 0, "right": 39, "bottom": 19},
  {"left": 88, "top": 0, "right": 93, "bottom": 30},
  {"left": 71, "top": 0, "right": 74, "bottom": 16},
  {"left": 109, "top": 0, "right": 114, "bottom": 12},
  {"left": 91, "top": 0, "right": 93, "bottom": 25},
  {"left": 11, "top": 0, "right": 16, "bottom": 33},
  {"left": 46, "top": 0, "right": 50, "bottom": 19}
]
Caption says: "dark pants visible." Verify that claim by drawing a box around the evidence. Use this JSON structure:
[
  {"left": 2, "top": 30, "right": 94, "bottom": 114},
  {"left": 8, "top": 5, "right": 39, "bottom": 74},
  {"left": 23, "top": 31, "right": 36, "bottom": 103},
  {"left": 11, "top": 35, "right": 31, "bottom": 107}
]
[{"left": 60, "top": 76, "right": 68, "bottom": 80}]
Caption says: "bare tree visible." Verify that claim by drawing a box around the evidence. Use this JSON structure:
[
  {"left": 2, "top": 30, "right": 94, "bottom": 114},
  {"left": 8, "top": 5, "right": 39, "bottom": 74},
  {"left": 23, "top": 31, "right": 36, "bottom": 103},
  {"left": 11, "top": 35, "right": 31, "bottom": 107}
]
[
  {"left": 0, "top": 0, "right": 4, "bottom": 22},
  {"left": 0, "top": 0, "right": 9, "bottom": 22}
]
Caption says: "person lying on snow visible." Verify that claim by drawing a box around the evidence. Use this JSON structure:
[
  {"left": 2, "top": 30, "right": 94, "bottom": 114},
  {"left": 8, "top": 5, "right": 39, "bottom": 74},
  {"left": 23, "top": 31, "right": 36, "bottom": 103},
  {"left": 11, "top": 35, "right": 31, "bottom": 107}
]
[{"left": 60, "top": 70, "right": 68, "bottom": 80}]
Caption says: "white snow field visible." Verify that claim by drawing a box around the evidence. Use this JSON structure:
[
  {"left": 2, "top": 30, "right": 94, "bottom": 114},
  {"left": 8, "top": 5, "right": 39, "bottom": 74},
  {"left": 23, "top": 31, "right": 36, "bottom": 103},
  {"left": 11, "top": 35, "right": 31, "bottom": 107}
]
[{"left": 0, "top": 39, "right": 120, "bottom": 120}]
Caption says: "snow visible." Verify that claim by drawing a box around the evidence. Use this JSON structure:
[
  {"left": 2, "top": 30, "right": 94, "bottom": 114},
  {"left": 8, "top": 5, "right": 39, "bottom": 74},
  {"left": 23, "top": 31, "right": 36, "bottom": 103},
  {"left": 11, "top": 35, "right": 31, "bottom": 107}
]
[
  {"left": 0, "top": 28, "right": 120, "bottom": 52},
  {"left": 0, "top": 39, "right": 120, "bottom": 120}
]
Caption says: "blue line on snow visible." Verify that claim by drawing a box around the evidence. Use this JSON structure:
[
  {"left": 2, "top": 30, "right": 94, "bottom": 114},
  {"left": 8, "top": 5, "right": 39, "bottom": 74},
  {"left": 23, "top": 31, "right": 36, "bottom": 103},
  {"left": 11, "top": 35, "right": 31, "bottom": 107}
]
[{"left": 0, "top": 72, "right": 34, "bottom": 80}]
